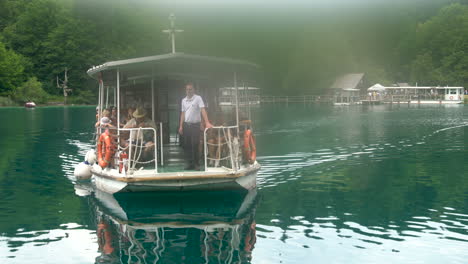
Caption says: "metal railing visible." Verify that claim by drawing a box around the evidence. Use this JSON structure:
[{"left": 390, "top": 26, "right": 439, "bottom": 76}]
[
  {"left": 334, "top": 96, "right": 361, "bottom": 104},
  {"left": 119, "top": 127, "right": 159, "bottom": 174},
  {"left": 260, "top": 95, "right": 335, "bottom": 103},
  {"left": 95, "top": 122, "right": 164, "bottom": 174},
  {"left": 204, "top": 126, "right": 240, "bottom": 172}
]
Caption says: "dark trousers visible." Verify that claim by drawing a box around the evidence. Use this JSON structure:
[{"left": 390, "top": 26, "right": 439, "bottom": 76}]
[{"left": 183, "top": 122, "right": 201, "bottom": 166}]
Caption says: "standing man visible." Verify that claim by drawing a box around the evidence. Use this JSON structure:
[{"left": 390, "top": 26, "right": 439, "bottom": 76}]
[{"left": 179, "top": 83, "right": 213, "bottom": 170}]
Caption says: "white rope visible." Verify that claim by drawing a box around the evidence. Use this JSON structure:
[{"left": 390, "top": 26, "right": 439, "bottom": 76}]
[
  {"left": 133, "top": 158, "right": 156, "bottom": 164},
  {"left": 131, "top": 128, "right": 144, "bottom": 171},
  {"left": 207, "top": 156, "right": 231, "bottom": 161},
  {"left": 206, "top": 141, "right": 228, "bottom": 146},
  {"left": 225, "top": 128, "right": 235, "bottom": 170}
]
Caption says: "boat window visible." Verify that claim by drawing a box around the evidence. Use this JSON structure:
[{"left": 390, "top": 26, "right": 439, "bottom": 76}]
[{"left": 450, "top": 89, "right": 457, "bottom": 94}]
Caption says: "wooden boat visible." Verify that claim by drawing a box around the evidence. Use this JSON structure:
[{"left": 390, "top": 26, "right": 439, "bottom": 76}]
[{"left": 83, "top": 53, "right": 261, "bottom": 194}]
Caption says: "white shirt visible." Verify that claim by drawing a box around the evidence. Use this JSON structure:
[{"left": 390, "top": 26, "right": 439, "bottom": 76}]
[{"left": 181, "top": 94, "right": 205, "bottom": 123}]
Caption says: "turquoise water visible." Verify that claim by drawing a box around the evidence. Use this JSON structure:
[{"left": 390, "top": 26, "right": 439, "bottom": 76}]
[{"left": 0, "top": 104, "right": 467, "bottom": 263}]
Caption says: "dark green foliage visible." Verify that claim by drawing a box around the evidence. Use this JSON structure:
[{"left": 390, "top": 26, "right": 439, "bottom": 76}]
[
  {"left": 408, "top": 4, "right": 468, "bottom": 87},
  {"left": 0, "top": 41, "right": 27, "bottom": 96},
  {"left": 0, "top": 96, "right": 16, "bottom": 106},
  {"left": 13, "top": 77, "right": 49, "bottom": 103},
  {"left": 0, "top": 0, "right": 466, "bottom": 102}
]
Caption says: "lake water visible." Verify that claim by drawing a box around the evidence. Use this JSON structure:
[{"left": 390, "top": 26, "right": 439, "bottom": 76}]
[{"left": 0, "top": 104, "right": 467, "bottom": 263}]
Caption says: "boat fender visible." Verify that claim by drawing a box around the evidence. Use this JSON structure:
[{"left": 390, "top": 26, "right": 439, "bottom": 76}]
[
  {"left": 119, "top": 151, "right": 128, "bottom": 173},
  {"left": 85, "top": 150, "right": 97, "bottom": 165},
  {"left": 74, "top": 162, "right": 92, "bottom": 180},
  {"left": 449, "top": 96, "right": 454, "bottom": 100},
  {"left": 243, "top": 129, "right": 257, "bottom": 164}
]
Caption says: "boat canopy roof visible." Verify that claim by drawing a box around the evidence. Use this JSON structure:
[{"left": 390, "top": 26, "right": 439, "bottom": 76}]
[{"left": 87, "top": 52, "right": 261, "bottom": 85}]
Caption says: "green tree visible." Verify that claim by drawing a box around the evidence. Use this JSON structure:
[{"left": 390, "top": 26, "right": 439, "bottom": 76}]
[
  {"left": 0, "top": 0, "right": 29, "bottom": 31},
  {"left": 2, "top": 0, "right": 69, "bottom": 93},
  {"left": 0, "top": 40, "right": 26, "bottom": 96},
  {"left": 409, "top": 3, "right": 468, "bottom": 87},
  {"left": 14, "top": 77, "right": 48, "bottom": 103}
]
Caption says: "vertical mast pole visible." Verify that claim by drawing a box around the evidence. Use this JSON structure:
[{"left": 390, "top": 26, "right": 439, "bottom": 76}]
[
  {"left": 151, "top": 78, "right": 155, "bottom": 121},
  {"left": 234, "top": 71, "right": 239, "bottom": 137},
  {"left": 98, "top": 78, "right": 102, "bottom": 120},
  {"left": 117, "top": 69, "right": 120, "bottom": 140},
  {"left": 100, "top": 80, "right": 105, "bottom": 135},
  {"left": 106, "top": 86, "right": 109, "bottom": 109},
  {"left": 100, "top": 80, "right": 104, "bottom": 118},
  {"left": 169, "top": 14, "right": 175, "bottom": 53},
  {"left": 162, "top": 13, "right": 184, "bottom": 54}
]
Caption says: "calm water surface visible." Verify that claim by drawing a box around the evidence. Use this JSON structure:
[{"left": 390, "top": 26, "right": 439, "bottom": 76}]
[{"left": 0, "top": 104, "right": 467, "bottom": 263}]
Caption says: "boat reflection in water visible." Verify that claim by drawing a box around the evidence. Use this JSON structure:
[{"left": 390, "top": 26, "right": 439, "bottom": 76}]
[{"left": 89, "top": 188, "right": 258, "bottom": 263}]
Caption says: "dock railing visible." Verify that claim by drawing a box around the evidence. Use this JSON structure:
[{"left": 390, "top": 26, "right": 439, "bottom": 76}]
[
  {"left": 204, "top": 126, "right": 240, "bottom": 172},
  {"left": 260, "top": 95, "right": 335, "bottom": 104}
]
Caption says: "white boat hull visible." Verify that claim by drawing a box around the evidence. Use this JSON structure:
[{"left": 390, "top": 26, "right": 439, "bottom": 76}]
[
  {"left": 408, "top": 100, "right": 463, "bottom": 104},
  {"left": 386, "top": 100, "right": 463, "bottom": 104},
  {"left": 91, "top": 162, "right": 260, "bottom": 194}
]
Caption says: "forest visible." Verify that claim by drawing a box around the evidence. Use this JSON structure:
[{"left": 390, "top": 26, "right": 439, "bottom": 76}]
[{"left": 0, "top": 0, "right": 466, "bottom": 105}]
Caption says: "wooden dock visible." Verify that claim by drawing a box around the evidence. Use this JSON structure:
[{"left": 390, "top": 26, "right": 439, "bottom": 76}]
[{"left": 361, "top": 100, "right": 382, "bottom": 105}]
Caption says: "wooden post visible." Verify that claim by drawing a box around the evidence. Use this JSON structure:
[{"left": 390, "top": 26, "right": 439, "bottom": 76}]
[{"left": 57, "top": 68, "right": 71, "bottom": 104}]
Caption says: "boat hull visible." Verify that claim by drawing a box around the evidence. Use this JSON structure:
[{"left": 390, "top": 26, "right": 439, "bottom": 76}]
[
  {"left": 91, "top": 162, "right": 260, "bottom": 194},
  {"left": 24, "top": 102, "right": 36, "bottom": 108}
]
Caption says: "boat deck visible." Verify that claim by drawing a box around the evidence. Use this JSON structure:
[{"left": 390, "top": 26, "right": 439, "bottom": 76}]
[
  {"left": 159, "top": 143, "right": 188, "bottom": 172},
  {"left": 128, "top": 142, "right": 192, "bottom": 173},
  {"left": 133, "top": 142, "right": 232, "bottom": 173}
]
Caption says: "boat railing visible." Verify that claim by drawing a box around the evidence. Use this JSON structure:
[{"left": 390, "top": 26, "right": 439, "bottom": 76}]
[
  {"left": 204, "top": 126, "right": 240, "bottom": 172},
  {"left": 119, "top": 124, "right": 162, "bottom": 175},
  {"left": 383, "top": 94, "right": 446, "bottom": 102}
]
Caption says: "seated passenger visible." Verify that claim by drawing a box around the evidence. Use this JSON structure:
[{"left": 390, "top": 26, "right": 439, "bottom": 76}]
[
  {"left": 110, "top": 106, "right": 118, "bottom": 126},
  {"left": 120, "top": 107, "right": 135, "bottom": 127},
  {"left": 95, "top": 109, "right": 116, "bottom": 129},
  {"left": 123, "top": 108, "right": 157, "bottom": 161}
]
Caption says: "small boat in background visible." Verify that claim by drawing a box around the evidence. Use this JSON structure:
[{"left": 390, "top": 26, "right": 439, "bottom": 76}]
[{"left": 25, "top": 101, "right": 36, "bottom": 108}]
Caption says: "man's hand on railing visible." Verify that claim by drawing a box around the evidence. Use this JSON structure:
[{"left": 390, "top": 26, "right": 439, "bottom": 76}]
[{"left": 205, "top": 121, "right": 213, "bottom": 129}]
